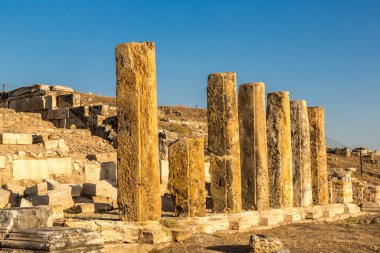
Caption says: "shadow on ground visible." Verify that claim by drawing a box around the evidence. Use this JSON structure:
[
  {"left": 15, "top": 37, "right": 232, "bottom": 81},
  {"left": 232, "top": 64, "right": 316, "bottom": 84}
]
[{"left": 206, "top": 245, "right": 250, "bottom": 253}]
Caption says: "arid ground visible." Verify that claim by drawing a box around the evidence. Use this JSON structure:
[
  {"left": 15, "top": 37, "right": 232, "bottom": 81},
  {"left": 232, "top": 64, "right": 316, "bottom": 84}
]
[{"left": 160, "top": 214, "right": 380, "bottom": 253}]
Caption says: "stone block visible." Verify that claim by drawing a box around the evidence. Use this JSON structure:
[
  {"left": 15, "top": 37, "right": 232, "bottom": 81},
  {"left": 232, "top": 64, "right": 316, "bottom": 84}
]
[
  {"left": 249, "top": 234, "right": 284, "bottom": 253},
  {"left": 29, "top": 95, "right": 45, "bottom": 111},
  {"left": 54, "top": 108, "right": 69, "bottom": 119},
  {"left": 68, "top": 184, "right": 82, "bottom": 197},
  {"left": 24, "top": 182, "right": 48, "bottom": 196},
  {"left": 1, "top": 227, "right": 104, "bottom": 252},
  {"left": 26, "top": 188, "right": 74, "bottom": 210},
  {"left": 13, "top": 159, "right": 49, "bottom": 180},
  {"left": 19, "top": 198, "right": 33, "bottom": 207},
  {"left": 43, "top": 139, "right": 60, "bottom": 149},
  {"left": 69, "top": 105, "right": 89, "bottom": 118},
  {"left": 0, "top": 207, "right": 54, "bottom": 230},
  {"left": 210, "top": 155, "right": 241, "bottom": 213},
  {"left": 344, "top": 203, "right": 361, "bottom": 215},
  {"left": 46, "top": 109, "right": 56, "bottom": 119},
  {"left": 5, "top": 182, "right": 26, "bottom": 196},
  {"left": 204, "top": 162, "right": 211, "bottom": 183},
  {"left": 82, "top": 180, "right": 117, "bottom": 199},
  {"left": 160, "top": 159, "right": 169, "bottom": 183},
  {"left": 198, "top": 216, "right": 230, "bottom": 234},
  {"left": 229, "top": 211, "right": 260, "bottom": 230},
  {"left": 101, "top": 162, "right": 117, "bottom": 181},
  {"left": 57, "top": 93, "right": 81, "bottom": 108},
  {"left": 0, "top": 133, "right": 33, "bottom": 145},
  {"left": 0, "top": 188, "right": 11, "bottom": 208},
  {"left": 47, "top": 157, "right": 72, "bottom": 175},
  {"left": 89, "top": 104, "right": 110, "bottom": 116},
  {"left": 44, "top": 95, "right": 56, "bottom": 109},
  {"left": 284, "top": 213, "right": 302, "bottom": 223},
  {"left": 323, "top": 204, "right": 345, "bottom": 218},
  {"left": 71, "top": 203, "right": 95, "bottom": 214},
  {"left": 85, "top": 163, "right": 107, "bottom": 183},
  {"left": 168, "top": 138, "right": 206, "bottom": 217}
]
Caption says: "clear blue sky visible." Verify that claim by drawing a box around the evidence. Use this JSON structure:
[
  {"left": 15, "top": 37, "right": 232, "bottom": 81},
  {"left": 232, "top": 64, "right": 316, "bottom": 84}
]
[{"left": 0, "top": 0, "right": 379, "bottom": 149}]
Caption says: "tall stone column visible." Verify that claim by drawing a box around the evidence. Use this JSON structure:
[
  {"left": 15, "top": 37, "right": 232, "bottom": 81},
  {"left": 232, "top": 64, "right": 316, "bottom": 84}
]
[
  {"left": 168, "top": 138, "right": 206, "bottom": 217},
  {"left": 238, "top": 82, "right": 269, "bottom": 210},
  {"left": 308, "top": 106, "right": 329, "bottom": 205},
  {"left": 116, "top": 42, "right": 161, "bottom": 221},
  {"left": 267, "top": 91, "right": 293, "bottom": 208},
  {"left": 207, "top": 72, "right": 242, "bottom": 213},
  {"left": 290, "top": 100, "right": 313, "bottom": 207}
]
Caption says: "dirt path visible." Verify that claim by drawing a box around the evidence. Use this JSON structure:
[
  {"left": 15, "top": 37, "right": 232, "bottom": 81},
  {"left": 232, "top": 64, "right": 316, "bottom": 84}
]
[{"left": 160, "top": 214, "right": 380, "bottom": 253}]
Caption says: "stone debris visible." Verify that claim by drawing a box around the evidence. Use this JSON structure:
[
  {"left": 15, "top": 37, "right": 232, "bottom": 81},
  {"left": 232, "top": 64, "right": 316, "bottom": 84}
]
[{"left": 249, "top": 234, "right": 286, "bottom": 253}]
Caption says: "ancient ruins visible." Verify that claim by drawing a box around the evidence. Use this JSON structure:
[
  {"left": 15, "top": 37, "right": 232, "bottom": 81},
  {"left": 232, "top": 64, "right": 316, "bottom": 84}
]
[{"left": 0, "top": 41, "right": 379, "bottom": 252}]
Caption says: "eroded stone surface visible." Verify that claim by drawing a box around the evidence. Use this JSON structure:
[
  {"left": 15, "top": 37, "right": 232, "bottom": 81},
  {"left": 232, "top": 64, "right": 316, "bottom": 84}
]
[
  {"left": 308, "top": 106, "right": 329, "bottom": 205},
  {"left": 116, "top": 42, "right": 161, "bottom": 221},
  {"left": 168, "top": 138, "right": 206, "bottom": 217},
  {"left": 207, "top": 72, "right": 242, "bottom": 213},
  {"left": 267, "top": 92, "right": 293, "bottom": 208},
  {"left": 290, "top": 100, "right": 313, "bottom": 207},
  {"left": 249, "top": 234, "right": 285, "bottom": 253},
  {"left": 238, "top": 82, "right": 269, "bottom": 210}
]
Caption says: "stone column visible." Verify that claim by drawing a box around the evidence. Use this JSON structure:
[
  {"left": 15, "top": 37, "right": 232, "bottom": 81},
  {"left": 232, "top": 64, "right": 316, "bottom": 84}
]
[
  {"left": 207, "top": 72, "right": 242, "bottom": 213},
  {"left": 308, "top": 106, "right": 329, "bottom": 205},
  {"left": 238, "top": 82, "right": 269, "bottom": 210},
  {"left": 116, "top": 42, "right": 161, "bottom": 221},
  {"left": 168, "top": 138, "right": 206, "bottom": 217},
  {"left": 267, "top": 91, "right": 293, "bottom": 208},
  {"left": 290, "top": 100, "right": 313, "bottom": 207}
]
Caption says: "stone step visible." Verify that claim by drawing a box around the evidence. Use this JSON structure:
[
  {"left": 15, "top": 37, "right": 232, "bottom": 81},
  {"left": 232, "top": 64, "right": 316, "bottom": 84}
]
[{"left": 1, "top": 227, "right": 104, "bottom": 252}]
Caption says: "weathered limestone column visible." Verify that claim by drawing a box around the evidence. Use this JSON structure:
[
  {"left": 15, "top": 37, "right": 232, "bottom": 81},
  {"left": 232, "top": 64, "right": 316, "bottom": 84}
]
[
  {"left": 207, "top": 72, "right": 242, "bottom": 213},
  {"left": 238, "top": 82, "right": 269, "bottom": 210},
  {"left": 290, "top": 100, "right": 313, "bottom": 207},
  {"left": 267, "top": 91, "right": 293, "bottom": 208},
  {"left": 168, "top": 138, "right": 206, "bottom": 217},
  {"left": 308, "top": 106, "right": 329, "bottom": 205},
  {"left": 116, "top": 42, "right": 161, "bottom": 221}
]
